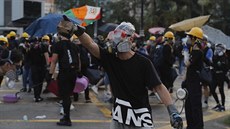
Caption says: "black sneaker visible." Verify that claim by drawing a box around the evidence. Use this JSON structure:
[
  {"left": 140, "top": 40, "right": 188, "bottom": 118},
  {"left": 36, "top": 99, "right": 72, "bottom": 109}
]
[
  {"left": 20, "top": 88, "right": 27, "bottom": 92},
  {"left": 34, "top": 97, "right": 44, "bottom": 102},
  {"left": 219, "top": 106, "right": 226, "bottom": 112},
  {"left": 57, "top": 118, "right": 72, "bottom": 126},
  {"left": 212, "top": 104, "right": 221, "bottom": 111}
]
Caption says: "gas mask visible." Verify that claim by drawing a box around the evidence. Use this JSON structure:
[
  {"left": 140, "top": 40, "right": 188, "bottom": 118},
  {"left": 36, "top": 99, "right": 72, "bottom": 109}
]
[
  {"left": 214, "top": 44, "right": 226, "bottom": 56},
  {"left": 106, "top": 30, "right": 132, "bottom": 53}
]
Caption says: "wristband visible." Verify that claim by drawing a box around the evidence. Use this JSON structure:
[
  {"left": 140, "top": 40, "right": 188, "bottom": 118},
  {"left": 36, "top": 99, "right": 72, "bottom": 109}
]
[{"left": 167, "top": 104, "right": 178, "bottom": 115}]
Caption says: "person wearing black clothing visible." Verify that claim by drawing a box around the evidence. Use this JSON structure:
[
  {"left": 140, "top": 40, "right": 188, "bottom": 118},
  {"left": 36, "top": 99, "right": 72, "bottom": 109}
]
[
  {"left": 72, "top": 38, "right": 91, "bottom": 103},
  {"left": 0, "top": 36, "right": 9, "bottom": 86},
  {"left": 211, "top": 43, "right": 228, "bottom": 111},
  {"left": 49, "top": 33, "right": 80, "bottom": 126},
  {"left": 183, "top": 27, "right": 204, "bottom": 129},
  {"left": 159, "top": 31, "right": 176, "bottom": 93},
  {"left": 18, "top": 37, "right": 33, "bottom": 92},
  {"left": 29, "top": 37, "right": 49, "bottom": 102},
  {"left": 58, "top": 16, "right": 183, "bottom": 129},
  {"left": 7, "top": 31, "right": 18, "bottom": 50}
]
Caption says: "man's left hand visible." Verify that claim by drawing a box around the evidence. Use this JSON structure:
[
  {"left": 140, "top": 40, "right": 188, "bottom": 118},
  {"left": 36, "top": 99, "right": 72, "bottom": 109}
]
[{"left": 170, "top": 113, "right": 183, "bottom": 129}]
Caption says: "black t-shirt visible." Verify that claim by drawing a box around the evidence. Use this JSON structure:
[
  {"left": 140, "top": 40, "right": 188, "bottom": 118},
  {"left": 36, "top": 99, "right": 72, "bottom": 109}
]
[
  {"left": 52, "top": 40, "right": 79, "bottom": 70},
  {"left": 99, "top": 47, "right": 161, "bottom": 127},
  {"left": 29, "top": 43, "right": 48, "bottom": 66}
]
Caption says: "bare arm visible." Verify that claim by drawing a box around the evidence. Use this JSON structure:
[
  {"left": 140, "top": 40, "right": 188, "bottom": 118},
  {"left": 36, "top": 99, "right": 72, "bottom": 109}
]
[
  {"left": 49, "top": 53, "right": 58, "bottom": 74},
  {"left": 154, "top": 84, "right": 173, "bottom": 106},
  {"left": 78, "top": 33, "right": 100, "bottom": 59}
]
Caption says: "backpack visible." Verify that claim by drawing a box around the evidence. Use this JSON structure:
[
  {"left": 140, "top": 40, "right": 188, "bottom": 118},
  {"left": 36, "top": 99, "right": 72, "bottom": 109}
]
[{"left": 151, "top": 44, "right": 164, "bottom": 67}]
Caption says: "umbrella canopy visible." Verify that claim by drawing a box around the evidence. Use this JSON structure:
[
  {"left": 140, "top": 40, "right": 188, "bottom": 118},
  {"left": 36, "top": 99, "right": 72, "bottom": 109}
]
[
  {"left": 24, "top": 14, "right": 82, "bottom": 37},
  {"left": 169, "top": 15, "right": 210, "bottom": 31},
  {"left": 64, "top": 5, "right": 101, "bottom": 26},
  {"left": 98, "top": 23, "right": 118, "bottom": 34},
  {"left": 202, "top": 25, "right": 230, "bottom": 48},
  {"left": 148, "top": 27, "right": 165, "bottom": 34}
]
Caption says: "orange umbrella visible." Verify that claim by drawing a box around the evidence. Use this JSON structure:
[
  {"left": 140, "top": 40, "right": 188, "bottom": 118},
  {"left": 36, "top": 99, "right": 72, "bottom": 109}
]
[{"left": 64, "top": 5, "right": 101, "bottom": 26}]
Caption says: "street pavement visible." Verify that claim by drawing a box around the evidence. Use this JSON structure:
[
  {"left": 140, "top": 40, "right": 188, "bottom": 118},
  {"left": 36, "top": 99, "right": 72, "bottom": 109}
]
[{"left": 0, "top": 75, "right": 230, "bottom": 129}]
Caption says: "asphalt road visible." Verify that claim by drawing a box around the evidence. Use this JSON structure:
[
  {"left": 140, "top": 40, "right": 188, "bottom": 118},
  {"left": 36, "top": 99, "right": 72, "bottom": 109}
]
[{"left": 0, "top": 75, "right": 230, "bottom": 129}]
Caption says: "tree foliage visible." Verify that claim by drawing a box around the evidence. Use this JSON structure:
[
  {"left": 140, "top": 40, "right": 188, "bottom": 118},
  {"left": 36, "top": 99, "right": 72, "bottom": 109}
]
[{"left": 55, "top": 0, "right": 230, "bottom": 35}]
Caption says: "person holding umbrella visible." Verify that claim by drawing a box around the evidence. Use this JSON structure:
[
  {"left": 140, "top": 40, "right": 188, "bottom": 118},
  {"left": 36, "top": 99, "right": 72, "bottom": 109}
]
[{"left": 55, "top": 15, "right": 183, "bottom": 129}]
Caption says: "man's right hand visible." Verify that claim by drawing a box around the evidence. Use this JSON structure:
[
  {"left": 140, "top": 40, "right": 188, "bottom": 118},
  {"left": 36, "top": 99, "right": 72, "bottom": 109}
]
[{"left": 57, "top": 15, "right": 85, "bottom": 37}]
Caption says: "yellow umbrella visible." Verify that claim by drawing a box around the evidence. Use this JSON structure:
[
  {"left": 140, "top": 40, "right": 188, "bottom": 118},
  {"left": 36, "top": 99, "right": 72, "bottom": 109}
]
[{"left": 169, "top": 15, "right": 210, "bottom": 31}]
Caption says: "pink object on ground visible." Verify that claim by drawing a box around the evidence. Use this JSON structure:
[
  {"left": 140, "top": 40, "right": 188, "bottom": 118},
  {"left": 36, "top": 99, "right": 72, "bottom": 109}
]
[{"left": 73, "top": 76, "right": 89, "bottom": 93}]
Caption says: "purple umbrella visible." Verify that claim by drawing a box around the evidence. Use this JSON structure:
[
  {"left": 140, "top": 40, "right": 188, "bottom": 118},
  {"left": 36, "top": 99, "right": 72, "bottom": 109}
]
[{"left": 148, "top": 27, "right": 165, "bottom": 34}]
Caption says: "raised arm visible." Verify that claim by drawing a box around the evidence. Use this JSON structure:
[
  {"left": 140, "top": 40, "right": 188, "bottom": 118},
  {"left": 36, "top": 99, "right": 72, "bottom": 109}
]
[
  {"left": 77, "top": 33, "right": 100, "bottom": 59},
  {"left": 57, "top": 15, "right": 100, "bottom": 59}
]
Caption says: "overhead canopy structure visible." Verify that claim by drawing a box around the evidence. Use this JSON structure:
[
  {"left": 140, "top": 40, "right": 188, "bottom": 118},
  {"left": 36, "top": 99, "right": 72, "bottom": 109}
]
[
  {"left": 64, "top": 5, "right": 101, "bottom": 26},
  {"left": 169, "top": 15, "right": 210, "bottom": 31}
]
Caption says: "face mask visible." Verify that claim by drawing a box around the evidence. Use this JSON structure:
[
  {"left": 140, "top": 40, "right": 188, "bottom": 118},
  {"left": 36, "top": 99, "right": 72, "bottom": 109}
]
[
  {"left": 108, "top": 30, "right": 132, "bottom": 53},
  {"left": 116, "top": 40, "right": 132, "bottom": 52},
  {"left": 186, "top": 36, "right": 192, "bottom": 45},
  {"left": 5, "top": 70, "right": 16, "bottom": 88},
  {"left": 42, "top": 42, "right": 48, "bottom": 45},
  {"left": 218, "top": 51, "right": 224, "bottom": 56}
]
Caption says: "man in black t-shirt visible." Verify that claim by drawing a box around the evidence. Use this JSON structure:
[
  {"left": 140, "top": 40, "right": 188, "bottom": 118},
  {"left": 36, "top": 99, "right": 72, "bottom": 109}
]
[
  {"left": 49, "top": 33, "right": 80, "bottom": 126},
  {"left": 56, "top": 15, "right": 183, "bottom": 129},
  {"left": 29, "top": 37, "right": 50, "bottom": 102}
]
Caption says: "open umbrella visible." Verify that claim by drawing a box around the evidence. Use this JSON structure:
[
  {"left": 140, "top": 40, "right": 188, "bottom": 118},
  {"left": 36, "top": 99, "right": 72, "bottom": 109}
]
[
  {"left": 202, "top": 25, "right": 230, "bottom": 48},
  {"left": 169, "top": 15, "right": 210, "bottom": 31},
  {"left": 148, "top": 27, "right": 165, "bottom": 34},
  {"left": 24, "top": 13, "right": 82, "bottom": 37},
  {"left": 64, "top": 5, "right": 101, "bottom": 26},
  {"left": 98, "top": 23, "right": 118, "bottom": 34}
]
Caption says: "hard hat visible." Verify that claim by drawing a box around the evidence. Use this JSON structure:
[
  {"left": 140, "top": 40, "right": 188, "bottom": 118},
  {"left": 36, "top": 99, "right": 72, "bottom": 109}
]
[
  {"left": 186, "top": 27, "right": 203, "bottom": 39},
  {"left": 0, "top": 35, "right": 8, "bottom": 43},
  {"left": 149, "top": 36, "right": 156, "bottom": 41},
  {"left": 22, "top": 32, "right": 29, "bottom": 38},
  {"left": 164, "top": 31, "right": 174, "bottom": 39},
  {"left": 42, "top": 35, "right": 50, "bottom": 41},
  {"left": 6, "top": 34, "right": 10, "bottom": 39},
  {"left": 9, "top": 31, "right": 16, "bottom": 37}
]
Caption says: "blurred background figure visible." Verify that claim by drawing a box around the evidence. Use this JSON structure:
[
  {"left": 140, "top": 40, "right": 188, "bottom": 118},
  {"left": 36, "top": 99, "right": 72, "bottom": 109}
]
[{"left": 18, "top": 32, "right": 33, "bottom": 93}]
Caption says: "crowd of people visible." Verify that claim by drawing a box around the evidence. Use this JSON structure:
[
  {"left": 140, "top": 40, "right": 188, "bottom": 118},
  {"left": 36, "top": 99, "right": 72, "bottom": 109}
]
[{"left": 0, "top": 15, "right": 229, "bottom": 129}]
